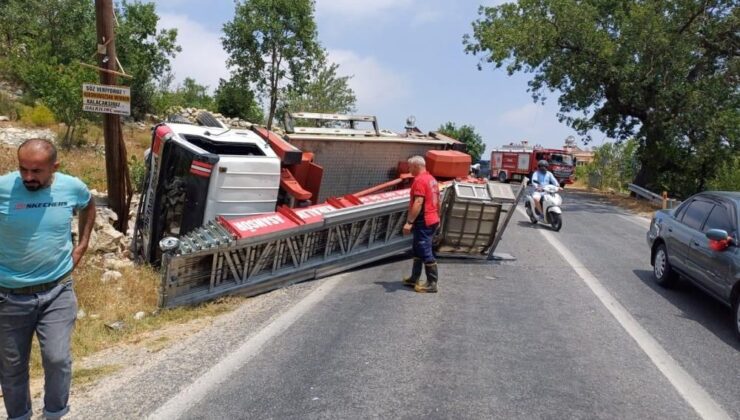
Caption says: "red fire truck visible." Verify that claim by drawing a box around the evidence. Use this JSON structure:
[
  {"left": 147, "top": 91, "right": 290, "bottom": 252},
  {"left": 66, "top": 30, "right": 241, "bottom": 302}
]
[{"left": 490, "top": 143, "right": 575, "bottom": 187}]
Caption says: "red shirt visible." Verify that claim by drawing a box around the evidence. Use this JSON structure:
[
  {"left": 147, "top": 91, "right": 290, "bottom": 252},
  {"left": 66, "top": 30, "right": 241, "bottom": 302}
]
[{"left": 410, "top": 170, "right": 440, "bottom": 226}]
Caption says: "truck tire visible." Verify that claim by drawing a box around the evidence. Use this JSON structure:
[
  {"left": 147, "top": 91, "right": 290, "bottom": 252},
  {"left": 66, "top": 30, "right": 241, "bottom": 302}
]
[
  {"left": 498, "top": 171, "right": 507, "bottom": 183},
  {"left": 167, "top": 114, "right": 192, "bottom": 124},
  {"left": 196, "top": 111, "right": 225, "bottom": 128},
  {"left": 653, "top": 243, "right": 678, "bottom": 287}
]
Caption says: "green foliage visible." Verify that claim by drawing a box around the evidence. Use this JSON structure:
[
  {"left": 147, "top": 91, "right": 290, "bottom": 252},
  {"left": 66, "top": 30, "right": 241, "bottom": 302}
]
[
  {"left": 278, "top": 58, "right": 356, "bottom": 123},
  {"left": 223, "top": 0, "right": 323, "bottom": 129},
  {"left": 19, "top": 103, "right": 56, "bottom": 126},
  {"left": 707, "top": 157, "right": 740, "bottom": 192},
  {"left": 116, "top": 1, "right": 181, "bottom": 120},
  {"left": 437, "top": 122, "right": 485, "bottom": 162},
  {"left": 176, "top": 78, "right": 215, "bottom": 110},
  {"left": 214, "top": 76, "right": 264, "bottom": 123},
  {"left": 128, "top": 155, "right": 147, "bottom": 193},
  {"left": 465, "top": 0, "right": 739, "bottom": 197},
  {"left": 0, "top": 92, "right": 16, "bottom": 119},
  {"left": 584, "top": 139, "right": 638, "bottom": 192}
]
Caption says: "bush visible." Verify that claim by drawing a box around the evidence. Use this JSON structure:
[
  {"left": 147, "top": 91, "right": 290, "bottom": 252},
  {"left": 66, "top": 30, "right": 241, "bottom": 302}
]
[
  {"left": 707, "top": 157, "right": 740, "bottom": 192},
  {"left": 129, "top": 155, "right": 147, "bottom": 193},
  {"left": 19, "top": 103, "right": 56, "bottom": 126},
  {"left": 0, "top": 92, "right": 16, "bottom": 119}
]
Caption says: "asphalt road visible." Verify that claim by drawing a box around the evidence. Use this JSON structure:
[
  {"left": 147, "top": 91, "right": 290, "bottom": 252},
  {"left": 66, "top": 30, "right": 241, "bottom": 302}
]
[{"left": 71, "top": 191, "right": 740, "bottom": 419}]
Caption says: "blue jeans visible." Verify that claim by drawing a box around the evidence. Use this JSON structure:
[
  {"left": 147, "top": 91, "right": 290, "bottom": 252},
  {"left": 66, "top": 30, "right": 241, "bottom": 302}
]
[
  {"left": 412, "top": 221, "right": 438, "bottom": 263},
  {"left": 0, "top": 281, "right": 77, "bottom": 420}
]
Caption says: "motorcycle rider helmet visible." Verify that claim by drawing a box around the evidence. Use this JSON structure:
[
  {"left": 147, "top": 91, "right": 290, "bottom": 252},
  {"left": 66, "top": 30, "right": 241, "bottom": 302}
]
[{"left": 537, "top": 160, "right": 548, "bottom": 171}]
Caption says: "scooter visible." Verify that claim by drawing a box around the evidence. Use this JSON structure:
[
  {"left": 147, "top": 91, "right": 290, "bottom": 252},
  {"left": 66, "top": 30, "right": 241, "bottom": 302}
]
[{"left": 525, "top": 184, "right": 563, "bottom": 231}]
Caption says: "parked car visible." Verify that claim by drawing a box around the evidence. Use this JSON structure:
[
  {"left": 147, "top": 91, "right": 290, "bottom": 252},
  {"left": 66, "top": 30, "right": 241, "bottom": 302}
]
[{"left": 647, "top": 191, "right": 740, "bottom": 338}]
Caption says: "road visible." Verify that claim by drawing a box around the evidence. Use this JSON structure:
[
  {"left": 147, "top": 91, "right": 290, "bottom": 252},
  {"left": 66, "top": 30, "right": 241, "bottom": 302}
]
[{"left": 71, "top": 191, "right": 740, "bottom": 419}]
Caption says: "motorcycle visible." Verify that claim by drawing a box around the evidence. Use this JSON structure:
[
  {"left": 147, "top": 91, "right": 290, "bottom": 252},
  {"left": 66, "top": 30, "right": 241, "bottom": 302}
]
[{"left": 525, "top": 184, "right": 563, "bottom": 231}]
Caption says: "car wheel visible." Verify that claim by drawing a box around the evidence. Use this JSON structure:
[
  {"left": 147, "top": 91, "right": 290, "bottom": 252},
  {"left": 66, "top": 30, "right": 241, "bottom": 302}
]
[
  {"left": 549, "top": 212, "right": 562, "bottom": 231},
  {"left": 653, "top": 243, "right": 678, "bottom": 287},
  {"left": 498, "top": 171, "right": 507, "bottom": 183}
]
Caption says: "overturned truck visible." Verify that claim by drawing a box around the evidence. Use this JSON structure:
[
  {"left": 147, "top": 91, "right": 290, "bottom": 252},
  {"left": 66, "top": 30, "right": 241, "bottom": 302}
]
[{"left": 132, "top": 112, "right": 523, "bottom": 307}]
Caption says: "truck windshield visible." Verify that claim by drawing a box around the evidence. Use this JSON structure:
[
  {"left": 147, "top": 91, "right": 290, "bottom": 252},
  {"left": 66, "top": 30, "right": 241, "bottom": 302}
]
[{"left": 550, "top": 154, "right": 573, "bottom": 166}]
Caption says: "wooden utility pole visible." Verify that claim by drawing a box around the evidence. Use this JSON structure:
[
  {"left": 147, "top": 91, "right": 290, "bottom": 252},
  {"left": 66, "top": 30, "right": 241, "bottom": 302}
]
[{"left": 95, "top": 0, "right": 131, "bottom": 233}]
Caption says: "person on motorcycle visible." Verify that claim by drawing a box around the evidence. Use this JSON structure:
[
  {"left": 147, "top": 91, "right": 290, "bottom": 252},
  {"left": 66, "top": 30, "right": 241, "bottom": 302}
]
[{"left": 531, "top": 160, "right": 559, "bottom": 219}]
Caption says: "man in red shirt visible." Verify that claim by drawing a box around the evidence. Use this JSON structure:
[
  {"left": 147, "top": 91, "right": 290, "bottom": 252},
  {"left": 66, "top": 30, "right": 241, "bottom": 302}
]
[{"left": 402, "top": 156, "right": 440, "bottom": 293}]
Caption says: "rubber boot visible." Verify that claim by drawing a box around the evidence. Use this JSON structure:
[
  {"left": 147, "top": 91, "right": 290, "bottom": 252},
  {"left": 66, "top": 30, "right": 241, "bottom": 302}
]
[
  {"left": 402, "top": 257, "right": 423, "bottom": 287},
  {"left": 415, "top": 262, "right": 438, "bottom": 293}
]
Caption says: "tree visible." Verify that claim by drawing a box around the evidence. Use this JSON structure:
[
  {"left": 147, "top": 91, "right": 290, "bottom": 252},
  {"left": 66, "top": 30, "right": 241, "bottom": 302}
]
[
  {"left": 437, "top": 122, "right": 485, "bottom": 162},
  {"left": 0, "top": 0, "right": 97, "bottom": 147},
  {"left": 175, "top": 77, "right": 215, "bottom": 110},
  {"left": 465, "top": 0, "right": 738, "bottom": 197},
  {"left": 222, "top": 0, "right": 323, "bottom": 130},
  {"left": 214, "top": 76, "right": 264, "bottom": 123},
  {"left": 278, "top": 58, "right": 356, "bottom": 123},
  {"left": 115, "top": 0, "right": 180, "bottom": 119}
]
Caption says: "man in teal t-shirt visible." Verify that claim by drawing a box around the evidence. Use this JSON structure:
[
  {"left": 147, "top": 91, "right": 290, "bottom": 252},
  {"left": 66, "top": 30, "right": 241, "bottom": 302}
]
[{"left": 0, "top": 139, "right": 96, "bottom": 420}]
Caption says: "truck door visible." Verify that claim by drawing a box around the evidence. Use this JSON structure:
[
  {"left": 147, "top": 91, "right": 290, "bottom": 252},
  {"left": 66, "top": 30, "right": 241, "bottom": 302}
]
[{"left": 688, "top": 202, "right": 737, "bottom": 299}]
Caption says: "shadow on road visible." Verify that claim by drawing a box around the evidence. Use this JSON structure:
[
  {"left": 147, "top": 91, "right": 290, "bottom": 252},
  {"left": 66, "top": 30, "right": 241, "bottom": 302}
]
[
  {"left": 374, "top": 281, "right": 414, "bottom": 293},
  {"left": 633, "top": 269, "right": 739, "bottom": 350}
]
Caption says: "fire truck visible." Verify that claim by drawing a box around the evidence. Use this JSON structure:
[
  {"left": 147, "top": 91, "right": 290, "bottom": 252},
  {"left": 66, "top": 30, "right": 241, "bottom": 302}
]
[
  {"left": 130, "top": 112, "right": 527, "bottom": 308},
  {"left": 490, "top": 143, "right": 575, "bottom": 187}
]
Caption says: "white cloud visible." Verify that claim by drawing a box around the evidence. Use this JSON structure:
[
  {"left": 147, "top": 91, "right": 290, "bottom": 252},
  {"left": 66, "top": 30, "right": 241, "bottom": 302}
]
[
  {"left": 158, "top": 13, "right": 229, "bottom": 92},
  {"left": 498, "top": 103, "right": 541, "bottom": 128},
  {"left": 327, "top": 49, "right": 409, "bottom": 112},
  {"left": 316, "top": 0, "right": 414, "bottom": 18}
]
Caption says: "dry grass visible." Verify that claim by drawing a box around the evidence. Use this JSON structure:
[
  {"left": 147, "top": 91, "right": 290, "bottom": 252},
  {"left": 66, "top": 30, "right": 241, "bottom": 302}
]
[
  {"left": 28, "top": 256, "right": 244, "bottom": 380},
  {"left": 0, "top": 122, "right": 152, "bottom": 191},
  {"left": 568, "top": 181, "right": 661, "bottom": 217}
]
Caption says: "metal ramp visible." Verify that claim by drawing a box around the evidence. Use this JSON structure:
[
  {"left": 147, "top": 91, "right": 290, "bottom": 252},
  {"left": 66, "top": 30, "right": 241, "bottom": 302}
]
[
  {"left": 158, "top": 181, "right": 524, "bottom": 308},
  {"left": 435, "top": 180, "right": 525, "bottom": 259}
]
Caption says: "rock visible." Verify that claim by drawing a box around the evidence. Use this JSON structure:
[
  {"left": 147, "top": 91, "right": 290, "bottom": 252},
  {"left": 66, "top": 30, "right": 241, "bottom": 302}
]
[
  {"left": 105, "top": 321, "right": 126, "bottom": 331},
  {"left": 0, "top": 116, "right": 9, "bottom": 122},
  {"left": 104, "top": 256, "right": 133, "bottom": 270},
  {"left": 92, "top": 224, "right": 125, "bottom": 253},
  {"left": 101, "top": 270, "right": 123, "bottom": 283},
  {"left": 133, "top": 311, "right": 146, "bottom": 320},
  {"left": 77, "top": 309, "right": 87, "bottom": 319}
]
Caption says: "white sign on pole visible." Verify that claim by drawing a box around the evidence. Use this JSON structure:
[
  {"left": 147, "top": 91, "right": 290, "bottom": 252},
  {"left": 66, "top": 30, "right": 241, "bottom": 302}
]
[{"left": 82, "top": 83, "right": 130, "bottom": 116}]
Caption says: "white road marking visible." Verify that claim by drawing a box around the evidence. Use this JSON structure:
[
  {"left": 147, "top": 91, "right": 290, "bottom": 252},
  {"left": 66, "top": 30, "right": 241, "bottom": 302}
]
[
  {"left": 516, "top": 207, "right": 730, "bottom": 420},
  {"left": 617, "top": 213, "right": 651, "bottom": 228},
  {"left": 148, "top": 274, "right": 347, "bottom": 420}
]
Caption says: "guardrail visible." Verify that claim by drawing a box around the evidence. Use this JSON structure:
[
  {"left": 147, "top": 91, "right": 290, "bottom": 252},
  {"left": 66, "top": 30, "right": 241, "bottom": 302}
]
[{"left": 627, "top": 184, "right": 681, "bottom": 209}]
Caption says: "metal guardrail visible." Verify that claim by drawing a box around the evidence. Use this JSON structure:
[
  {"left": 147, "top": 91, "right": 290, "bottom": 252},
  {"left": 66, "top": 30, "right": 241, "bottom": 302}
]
[{"left": 627, "top": 183, "right": 681, "bottom": 209}]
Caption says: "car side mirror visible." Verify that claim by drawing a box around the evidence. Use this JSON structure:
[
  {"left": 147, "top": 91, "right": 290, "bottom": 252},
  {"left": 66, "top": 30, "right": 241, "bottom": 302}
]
[{"left": 705, "top": 229, "right": 730, "bottom": 252}]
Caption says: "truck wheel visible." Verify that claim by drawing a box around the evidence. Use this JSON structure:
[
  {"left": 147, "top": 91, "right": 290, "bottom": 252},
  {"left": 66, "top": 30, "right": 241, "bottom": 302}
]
[
  {"left": 167, "top": 114, "right": 191, "bottom": 124},
  {"left": 653, "top": 243, "right": 678, "bottom": 287},
  {"left": 560, "top": 181, "right": 566, "bottom": 189},
  {"left": 498, "top": 171, "right": 507, "bottom": 183},
  {"left": 196, "top": 111, "right": 225, "bottom": 128}
]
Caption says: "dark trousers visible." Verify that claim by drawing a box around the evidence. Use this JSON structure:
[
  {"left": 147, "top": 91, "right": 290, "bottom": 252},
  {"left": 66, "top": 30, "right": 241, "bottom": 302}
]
[
  {"left": 412, "top": 221, "right": 438, "bottom": 263},
  {"left": 0, "top": 281, "right": 77, "bottom": 420}
]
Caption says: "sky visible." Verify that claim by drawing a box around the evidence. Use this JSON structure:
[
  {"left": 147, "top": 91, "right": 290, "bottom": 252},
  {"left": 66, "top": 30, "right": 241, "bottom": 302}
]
[{"left": 148, "top": 0, "right": 604, "bottom": 156}]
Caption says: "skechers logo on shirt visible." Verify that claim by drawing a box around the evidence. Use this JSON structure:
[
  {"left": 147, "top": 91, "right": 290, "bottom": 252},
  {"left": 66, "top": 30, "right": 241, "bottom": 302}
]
[{"left": 15, "top": 201, "right": 68, "bottom": 210}]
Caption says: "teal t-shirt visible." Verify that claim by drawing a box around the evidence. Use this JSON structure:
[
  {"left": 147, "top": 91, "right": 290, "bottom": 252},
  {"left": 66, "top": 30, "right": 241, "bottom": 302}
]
[{"left": 0, "top": 171, "right": 91, "bottom": 288}]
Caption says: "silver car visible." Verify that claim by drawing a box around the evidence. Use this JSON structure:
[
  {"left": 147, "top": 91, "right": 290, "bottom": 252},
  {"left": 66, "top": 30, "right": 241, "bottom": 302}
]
[{"left": 646, "top": 191, "right": 740, "bottom": 338}]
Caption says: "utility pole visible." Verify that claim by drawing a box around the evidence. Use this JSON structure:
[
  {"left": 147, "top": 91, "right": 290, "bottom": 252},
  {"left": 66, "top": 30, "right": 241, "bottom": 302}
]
[{"left": 95, "top": 0, "right": 131, "bottom": 233}]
